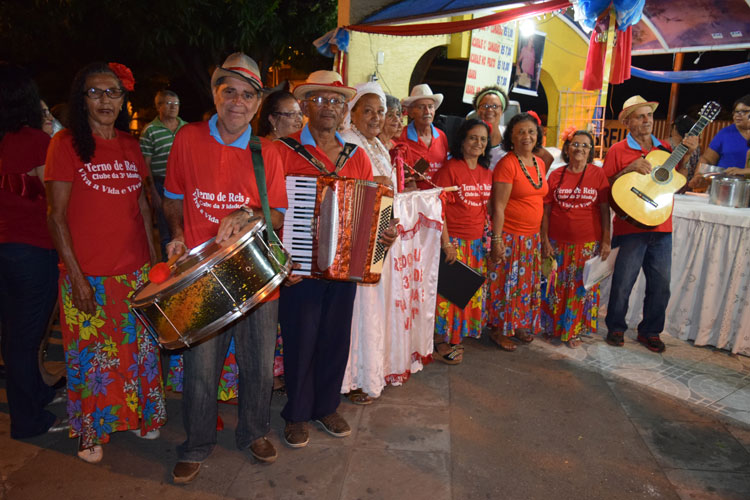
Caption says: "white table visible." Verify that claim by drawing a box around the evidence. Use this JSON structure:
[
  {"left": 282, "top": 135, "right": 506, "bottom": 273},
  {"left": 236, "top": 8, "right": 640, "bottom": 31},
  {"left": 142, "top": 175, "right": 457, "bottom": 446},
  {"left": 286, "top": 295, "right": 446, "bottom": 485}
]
[{"left": 600, "top": 194, "right": 750, "bottom": 356}]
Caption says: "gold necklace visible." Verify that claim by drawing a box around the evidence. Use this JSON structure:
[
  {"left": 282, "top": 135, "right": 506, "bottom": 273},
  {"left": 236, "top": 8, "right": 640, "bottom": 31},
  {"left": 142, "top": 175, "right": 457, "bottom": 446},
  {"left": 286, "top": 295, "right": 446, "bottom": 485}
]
[{"left": 515, "top": 152, "right": 542, "bottom": 189}]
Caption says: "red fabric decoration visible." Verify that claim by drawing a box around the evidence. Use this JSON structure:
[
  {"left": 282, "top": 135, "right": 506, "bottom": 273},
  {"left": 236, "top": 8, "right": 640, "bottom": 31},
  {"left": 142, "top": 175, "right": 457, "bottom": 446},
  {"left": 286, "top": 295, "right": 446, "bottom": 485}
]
[
  {"left": 108, "top": 62, "right": 136, "bottom": 91},
  {"left": 583, "top": 20, "right": 632, "bottom": 91},
  {"left": 346, "top": 0, "right": 569, "bottom": 36},
  {"left": 527, "top": 110, "right": 542, "bottom": 126}
]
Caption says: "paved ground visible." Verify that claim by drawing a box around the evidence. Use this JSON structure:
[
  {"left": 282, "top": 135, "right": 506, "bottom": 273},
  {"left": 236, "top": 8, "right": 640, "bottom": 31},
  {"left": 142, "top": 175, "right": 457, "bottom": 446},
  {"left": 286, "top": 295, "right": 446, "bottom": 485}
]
[{"left": 2, "top": 331, "right": 749, "bottom": 500}]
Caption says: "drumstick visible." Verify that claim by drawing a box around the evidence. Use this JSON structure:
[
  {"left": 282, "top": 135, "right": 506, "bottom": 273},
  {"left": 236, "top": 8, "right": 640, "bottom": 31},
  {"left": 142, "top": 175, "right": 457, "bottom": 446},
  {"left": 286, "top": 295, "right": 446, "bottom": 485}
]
[{"left": 149, "top": 247, "right": 185, "bottom": 284}]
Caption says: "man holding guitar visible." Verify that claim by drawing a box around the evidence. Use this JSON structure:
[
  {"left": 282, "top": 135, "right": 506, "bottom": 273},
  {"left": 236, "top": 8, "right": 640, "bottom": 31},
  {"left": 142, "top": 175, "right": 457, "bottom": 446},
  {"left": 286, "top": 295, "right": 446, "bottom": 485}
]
[{"left": 602, "top": 95, "right": 698, "bottom": 353}]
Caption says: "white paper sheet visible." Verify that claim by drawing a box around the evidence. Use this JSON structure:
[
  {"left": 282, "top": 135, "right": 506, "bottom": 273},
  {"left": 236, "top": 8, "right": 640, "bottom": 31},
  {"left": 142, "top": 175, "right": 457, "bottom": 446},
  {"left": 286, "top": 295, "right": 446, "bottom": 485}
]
[{"left": 582, "top": 247, "right": 619, "bottom": 291}]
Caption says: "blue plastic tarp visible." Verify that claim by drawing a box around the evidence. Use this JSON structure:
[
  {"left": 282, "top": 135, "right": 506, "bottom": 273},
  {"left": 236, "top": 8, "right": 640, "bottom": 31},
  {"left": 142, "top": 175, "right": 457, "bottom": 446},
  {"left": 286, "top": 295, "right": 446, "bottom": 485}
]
[{"left": 631, "top": 62, "right": 750, "bottom": 83}]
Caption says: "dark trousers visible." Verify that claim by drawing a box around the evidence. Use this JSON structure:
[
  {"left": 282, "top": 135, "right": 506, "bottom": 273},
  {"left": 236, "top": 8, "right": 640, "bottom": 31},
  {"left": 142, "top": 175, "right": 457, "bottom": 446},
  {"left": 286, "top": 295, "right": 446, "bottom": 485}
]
[
  {"left": 605, "top": 232, "right": 672, "bottom": 336},
  {"left": 0, "top": 243, "right": 59, "bottom": 438},
  {"left": 279, "top": 279, "right": 357, "bottom": 423},
  {"left": 153, "top": 176, "right": 171, "bottom": 260},
  {"left": 177, "top": 300, "right": 277, "bottom": 462}
]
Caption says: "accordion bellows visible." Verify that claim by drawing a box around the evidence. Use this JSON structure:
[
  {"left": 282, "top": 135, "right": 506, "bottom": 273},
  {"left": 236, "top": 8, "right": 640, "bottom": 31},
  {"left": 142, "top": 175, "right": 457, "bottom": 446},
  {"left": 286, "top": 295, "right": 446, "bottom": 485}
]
[{"left": 283, "top": 175, "right": 394, "bottom": 283}]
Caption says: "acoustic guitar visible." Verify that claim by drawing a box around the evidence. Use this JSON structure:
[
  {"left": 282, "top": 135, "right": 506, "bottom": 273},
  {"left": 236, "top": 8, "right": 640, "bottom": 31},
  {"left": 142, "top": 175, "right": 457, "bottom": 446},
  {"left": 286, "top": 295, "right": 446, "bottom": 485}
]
[{"left": 610, "top": 101, "right": 721, "bottom": 228}]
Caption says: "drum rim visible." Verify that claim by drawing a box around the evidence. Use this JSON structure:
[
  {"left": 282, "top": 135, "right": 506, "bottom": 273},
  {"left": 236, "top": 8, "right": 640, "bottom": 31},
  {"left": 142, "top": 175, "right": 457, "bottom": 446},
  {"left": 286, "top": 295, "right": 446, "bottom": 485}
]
[
  {"left": 148, "top": 251, "right": 293, "bottom": 350},
  {"left": 132, "top": 217, "right": 266, "bottom": 303}
]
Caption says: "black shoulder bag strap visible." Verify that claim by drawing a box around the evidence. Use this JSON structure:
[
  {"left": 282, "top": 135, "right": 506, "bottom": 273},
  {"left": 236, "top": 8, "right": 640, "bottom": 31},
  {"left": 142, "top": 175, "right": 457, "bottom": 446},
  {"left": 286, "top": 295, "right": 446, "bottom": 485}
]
[
  {"left": 278, "top": 136, "right": 357, "bottom": 177},
  {"left": 249, "top": 135, "right": 287, "bottom": 264}
]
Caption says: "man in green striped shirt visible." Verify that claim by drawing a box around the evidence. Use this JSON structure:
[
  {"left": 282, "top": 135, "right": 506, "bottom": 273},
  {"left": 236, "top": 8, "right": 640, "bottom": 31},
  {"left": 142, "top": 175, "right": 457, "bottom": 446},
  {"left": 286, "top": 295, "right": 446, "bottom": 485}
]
[{"left": 140, "top": 90, "right": 187, "bottom": 258}]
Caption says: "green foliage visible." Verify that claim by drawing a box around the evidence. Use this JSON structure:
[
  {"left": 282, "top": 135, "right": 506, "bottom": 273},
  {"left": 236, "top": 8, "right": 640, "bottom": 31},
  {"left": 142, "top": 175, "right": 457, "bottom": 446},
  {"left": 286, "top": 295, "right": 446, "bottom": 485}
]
[{"left": 0, "top": 0, "right": 337, "bottom": 115}]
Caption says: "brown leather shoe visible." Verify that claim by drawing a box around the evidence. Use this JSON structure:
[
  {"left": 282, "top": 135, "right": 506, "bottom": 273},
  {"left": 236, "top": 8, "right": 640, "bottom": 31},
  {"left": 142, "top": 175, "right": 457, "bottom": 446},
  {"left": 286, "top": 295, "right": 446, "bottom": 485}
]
[
  {"left": 249, "top": 436, "right": 277, "bottom": 463},
  {"left": 490, "top": 330, "right": 516, "bottom": 352},
  {"left": 315, "top": 412, "right": 351, "bottom": 437},
  {"left": 172, "top": 461, "right": 201, "bottom": 485},
  {"left": 284, "top": 421, "right": 309, "bottom": 448}
]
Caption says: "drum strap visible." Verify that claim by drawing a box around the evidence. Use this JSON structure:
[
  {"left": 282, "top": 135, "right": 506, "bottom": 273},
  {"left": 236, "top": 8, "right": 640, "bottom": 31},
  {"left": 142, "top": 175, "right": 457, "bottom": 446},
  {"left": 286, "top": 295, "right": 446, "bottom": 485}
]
[
  {"left": 249, "top": 136, "right": 287, "bottom": 264},
  {"left": 278, "top": 136, "right": 356, "bottom": 176}
]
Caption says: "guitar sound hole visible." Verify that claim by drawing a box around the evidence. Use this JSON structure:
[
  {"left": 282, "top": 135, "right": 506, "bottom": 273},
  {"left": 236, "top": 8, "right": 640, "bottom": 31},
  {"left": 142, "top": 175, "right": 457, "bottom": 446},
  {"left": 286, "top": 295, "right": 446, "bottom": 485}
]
[{"left": 653, "top": 167, "right": 670, "bottom": 182}]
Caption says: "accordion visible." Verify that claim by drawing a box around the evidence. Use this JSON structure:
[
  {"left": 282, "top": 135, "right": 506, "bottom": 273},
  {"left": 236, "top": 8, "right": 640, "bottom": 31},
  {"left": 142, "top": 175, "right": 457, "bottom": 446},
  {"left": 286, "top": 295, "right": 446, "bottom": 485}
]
[{"left": 283, "top": 175, "right": 394, "bottom": 283}]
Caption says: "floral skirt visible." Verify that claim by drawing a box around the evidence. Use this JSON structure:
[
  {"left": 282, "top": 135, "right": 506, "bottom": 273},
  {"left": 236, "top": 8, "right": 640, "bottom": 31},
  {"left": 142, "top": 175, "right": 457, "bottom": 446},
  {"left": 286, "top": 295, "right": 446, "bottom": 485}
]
[
  {"left": 486, "top": 232, "right": 542, "bottom": 336},
  {"left": 60, "top": 263, "right": 166, "bottom": 448},
  {"left": 542, "top": 240, "right": 601, "bottom": 341},
  {"left": 166, "top": 324, "right": 284, "bottom": 401},
  {"left": 435, "top": 237, "right": 486, "bottom": 345}
]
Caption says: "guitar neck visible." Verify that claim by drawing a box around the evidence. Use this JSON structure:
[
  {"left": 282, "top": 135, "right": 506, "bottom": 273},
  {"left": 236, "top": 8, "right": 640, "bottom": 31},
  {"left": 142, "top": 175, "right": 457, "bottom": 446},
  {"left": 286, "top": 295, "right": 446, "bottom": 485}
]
[{"left": 662, "top": 114, "right": 711, "bottom": 171}]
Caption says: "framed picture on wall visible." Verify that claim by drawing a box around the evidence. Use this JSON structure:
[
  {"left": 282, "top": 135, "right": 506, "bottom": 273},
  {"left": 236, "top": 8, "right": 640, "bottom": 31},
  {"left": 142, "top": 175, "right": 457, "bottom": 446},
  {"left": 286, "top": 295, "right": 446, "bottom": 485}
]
[{"left": 511, "top": 31, "right": 546, "bottom": 97}]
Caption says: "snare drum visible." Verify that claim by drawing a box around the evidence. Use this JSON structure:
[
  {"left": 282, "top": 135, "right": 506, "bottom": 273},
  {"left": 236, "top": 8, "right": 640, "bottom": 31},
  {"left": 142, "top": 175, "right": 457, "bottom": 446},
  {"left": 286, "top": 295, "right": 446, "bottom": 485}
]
[{"left": 131, "top": 217, "right": 291, "bottom": 349}]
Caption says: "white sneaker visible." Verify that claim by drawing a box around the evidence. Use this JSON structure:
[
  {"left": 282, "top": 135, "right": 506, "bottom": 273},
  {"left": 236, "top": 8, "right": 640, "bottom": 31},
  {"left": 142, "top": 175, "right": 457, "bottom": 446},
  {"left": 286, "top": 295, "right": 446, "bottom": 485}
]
[
  {"left": 77, "top": 445, "right": 103, "bottom": 464},
  {"left": 131, "top": 428, "right": 160, "bottom": 440}
]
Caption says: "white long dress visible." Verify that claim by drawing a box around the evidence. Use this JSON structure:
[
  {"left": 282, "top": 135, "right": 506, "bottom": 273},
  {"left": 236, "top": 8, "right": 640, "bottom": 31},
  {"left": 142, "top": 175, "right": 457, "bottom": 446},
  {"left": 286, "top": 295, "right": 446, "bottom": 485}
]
[{"left": 339, "top": 127, "right": 441, "bottom": 397}]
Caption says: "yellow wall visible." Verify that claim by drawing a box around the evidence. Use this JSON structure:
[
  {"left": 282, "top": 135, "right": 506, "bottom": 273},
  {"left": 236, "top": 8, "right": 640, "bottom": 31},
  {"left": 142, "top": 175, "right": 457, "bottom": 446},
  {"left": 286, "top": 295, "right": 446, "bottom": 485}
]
[
  {"left": 345, "top": 22, "right": 451, "bottom": 99},
  {"left": 343, "top": 13, "right": 591, "bottom": 145},
  {"left": 533, "top": 15, "right": 590, "bottom": 145}
]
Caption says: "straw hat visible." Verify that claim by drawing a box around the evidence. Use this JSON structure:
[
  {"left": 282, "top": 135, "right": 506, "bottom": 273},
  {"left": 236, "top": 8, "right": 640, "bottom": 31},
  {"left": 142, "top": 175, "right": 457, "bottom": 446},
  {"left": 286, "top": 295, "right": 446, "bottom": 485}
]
[
  {"left": 619, "top": 95, "right": 658, "bottom": 121},
  {"left": 211, "top": 52, "right": 263, "bottom": 91},
  {"left": 293, "top": 70, "right": 356, "bottom": 101},
  {"left": 401, "top": 84, "right": 443, "bottom": 109}
]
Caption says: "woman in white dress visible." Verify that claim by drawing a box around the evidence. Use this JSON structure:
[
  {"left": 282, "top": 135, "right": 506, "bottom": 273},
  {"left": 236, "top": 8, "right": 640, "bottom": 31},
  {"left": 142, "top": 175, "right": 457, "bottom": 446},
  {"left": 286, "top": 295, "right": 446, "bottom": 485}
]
[{"left": 339, "top": 82, "right": 401, "bottom": 404}]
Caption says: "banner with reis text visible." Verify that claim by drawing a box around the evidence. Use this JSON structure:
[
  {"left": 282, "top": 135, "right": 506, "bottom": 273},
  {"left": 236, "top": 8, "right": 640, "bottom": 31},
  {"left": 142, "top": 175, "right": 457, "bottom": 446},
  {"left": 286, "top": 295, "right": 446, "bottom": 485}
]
[{"left": 462, "top": 21, "right": 516, "bottom": 104}]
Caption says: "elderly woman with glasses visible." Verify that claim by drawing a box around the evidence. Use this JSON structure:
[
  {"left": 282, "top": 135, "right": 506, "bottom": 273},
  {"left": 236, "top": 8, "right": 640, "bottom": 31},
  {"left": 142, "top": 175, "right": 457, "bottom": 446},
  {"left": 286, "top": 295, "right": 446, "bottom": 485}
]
[
  {"left": 257, "top": 90, "right": 304, "bottom": 140},
  {"left": 45, "top": 62, "right": 165, "bottom": 463},
  {"left": 700, "top": 94, "right": 750, "bottom": 174},
  {"left": 540, "top": 130, "right": 610, "bottom": 348}
]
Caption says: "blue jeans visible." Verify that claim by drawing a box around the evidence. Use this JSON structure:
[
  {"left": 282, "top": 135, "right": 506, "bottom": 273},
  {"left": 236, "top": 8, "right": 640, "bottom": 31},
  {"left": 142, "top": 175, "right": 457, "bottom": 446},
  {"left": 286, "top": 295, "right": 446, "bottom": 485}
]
[
  {"left": 279, "top": 279, "right": 357, "bottom": 423},
  {"left": 605, "top": 232, "right": 672, "bottom": 337},
  {"left": 0, "top": 243, "right": 59, "bottom": 438},
  {"left": 177, "top": 300, "right": 277, "bottom": 462}
]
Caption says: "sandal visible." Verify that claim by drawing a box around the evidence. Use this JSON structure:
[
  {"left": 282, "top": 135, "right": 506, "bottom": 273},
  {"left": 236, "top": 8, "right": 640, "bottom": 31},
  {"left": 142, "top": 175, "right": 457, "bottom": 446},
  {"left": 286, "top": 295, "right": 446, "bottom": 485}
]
[
  {"left": 346, "top": 389, "right": 374, "bottom": 405},
  {"left": 514, "top": 328, "right": 534, "bottom": 344},
  {"left": 566, "top": 336, "right": 582, "bottom": 349},
  {"left": 489, "top": 330, "right": 516, "bottom": 352},
  {"left": 433, "top": 342, "right": 463, "bottom": 364}
]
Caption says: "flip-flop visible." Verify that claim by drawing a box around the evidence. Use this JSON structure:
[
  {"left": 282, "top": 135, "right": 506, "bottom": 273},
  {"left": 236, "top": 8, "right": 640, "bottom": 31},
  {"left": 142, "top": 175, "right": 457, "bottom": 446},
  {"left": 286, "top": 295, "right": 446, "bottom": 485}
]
[
  {"left": 346, "top": 390, "right": 374, "bottom": 405},
  {"left": 433, "top": 343, "right": 463, "bottom": 364}
]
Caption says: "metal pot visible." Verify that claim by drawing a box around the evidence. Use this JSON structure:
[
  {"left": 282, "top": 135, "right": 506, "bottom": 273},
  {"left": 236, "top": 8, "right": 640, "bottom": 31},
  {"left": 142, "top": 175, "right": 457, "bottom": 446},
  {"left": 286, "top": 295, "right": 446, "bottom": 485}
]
[{"left": 708, "top": 176, "right": 749, "bottom": 208}]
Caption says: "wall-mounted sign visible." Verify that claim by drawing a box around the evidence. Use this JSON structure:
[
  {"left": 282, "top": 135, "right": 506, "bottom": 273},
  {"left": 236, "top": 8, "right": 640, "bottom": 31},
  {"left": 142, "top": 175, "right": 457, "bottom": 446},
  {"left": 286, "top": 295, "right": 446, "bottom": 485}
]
[{"left": 462, "top": 21, "right": 516, "bottom": 104}]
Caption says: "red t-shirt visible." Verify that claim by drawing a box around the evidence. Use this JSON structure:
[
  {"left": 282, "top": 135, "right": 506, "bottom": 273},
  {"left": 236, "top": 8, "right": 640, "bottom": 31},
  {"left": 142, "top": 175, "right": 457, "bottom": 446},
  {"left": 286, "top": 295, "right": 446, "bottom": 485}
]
[
  {"left": 394, "top": 123, "right": 449, "bottom": 189},
  {"left": 165, "top": 122, "right": 288, "bottom": 249},
  {"left": 493, "top": 153, "right": 548, "bottom": 236},
  {"left": 45, "top": 130, "right": 150, "bottom": 275},
  {"left": 166, "top": 122, "right": 288, "bottom": 303},
  {"left": 276, "top": 127, "right": 374, "bottom": 181},
  {"left": 0, "top": 127, "right": 53, "bottom": 248},
  {"left": 432, "top": 158, "right": 492, "bottom": 240},
  {"left": 544, "top": 164, "right": 610, "bottom": 243},
  {"left": 603, "top": 136, "right": 673, "bottom": 235}
]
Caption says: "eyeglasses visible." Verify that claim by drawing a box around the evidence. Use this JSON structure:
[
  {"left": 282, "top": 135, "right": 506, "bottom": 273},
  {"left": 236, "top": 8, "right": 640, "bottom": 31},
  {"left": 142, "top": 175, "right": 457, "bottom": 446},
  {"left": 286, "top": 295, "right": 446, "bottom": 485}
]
[
  {"left": 164, "top": 100, "right": 180, "bottom": 106},
  {"left": 570, "top": 142, "right": 592, "bottom": 149},
  {"left": 732, "top": 109, "right": 750, "bottom": 116},
  {"left": 479, "top": 104, "right": 503, "bottom": 111},
  {"left": 85, "top": 87, "right": 125, "bottom": 99},
  {"left": 273, "top": 111, "right": 303, "bottom": 119},
  {"left": 306, "top": 96, "right": 346, "bottom": 108}
]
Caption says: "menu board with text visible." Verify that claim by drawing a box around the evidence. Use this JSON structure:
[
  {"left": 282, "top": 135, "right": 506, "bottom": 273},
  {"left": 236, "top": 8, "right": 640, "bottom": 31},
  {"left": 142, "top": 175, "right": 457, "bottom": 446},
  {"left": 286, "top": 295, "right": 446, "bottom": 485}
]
[{"left": 462, "top": 21, "right": 516, "bottom": 104}]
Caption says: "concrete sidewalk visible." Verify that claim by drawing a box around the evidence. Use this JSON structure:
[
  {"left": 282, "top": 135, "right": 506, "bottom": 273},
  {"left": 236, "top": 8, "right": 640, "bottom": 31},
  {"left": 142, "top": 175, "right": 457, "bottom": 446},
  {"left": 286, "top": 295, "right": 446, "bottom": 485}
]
[{"left": 1, "top": 333, "right": 749, "bottom": 500}]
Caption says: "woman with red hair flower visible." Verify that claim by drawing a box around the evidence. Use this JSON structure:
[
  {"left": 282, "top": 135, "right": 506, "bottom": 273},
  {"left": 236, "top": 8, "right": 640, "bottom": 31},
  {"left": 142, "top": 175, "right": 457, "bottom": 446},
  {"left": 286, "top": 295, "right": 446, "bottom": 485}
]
[{"left": 45, "top": 62, "right": 165, "bottom": 463}]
